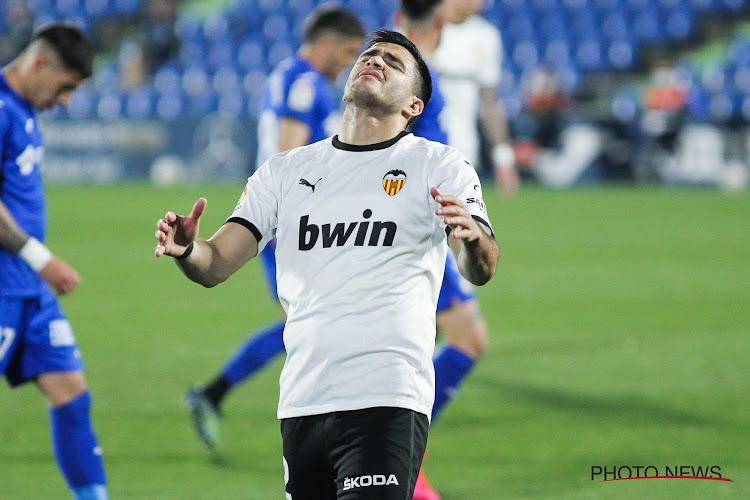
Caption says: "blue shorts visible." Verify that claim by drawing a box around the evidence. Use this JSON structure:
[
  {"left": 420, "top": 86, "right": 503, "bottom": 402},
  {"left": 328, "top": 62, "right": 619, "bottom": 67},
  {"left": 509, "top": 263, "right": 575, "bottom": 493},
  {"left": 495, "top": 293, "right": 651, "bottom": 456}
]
[
  {"left": 436, "top": 251, "right": 476, "bottom": 313},
  {"left": 259, "top": 238, "right": 279, "bottom": 302},
  {"left": 260, "top": 238, "right": 475, "bottom": 312},
  {"left": 0, "top": 286, "right": 84, "bottom": 388}
]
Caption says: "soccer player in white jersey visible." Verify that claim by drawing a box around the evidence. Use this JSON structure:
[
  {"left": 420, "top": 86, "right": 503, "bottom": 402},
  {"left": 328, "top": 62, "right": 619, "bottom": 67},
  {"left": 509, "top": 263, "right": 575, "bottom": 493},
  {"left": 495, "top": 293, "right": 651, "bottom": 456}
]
[
  {"left": 155, "top": 29, "right": 499, "bottom": 499},
  {"left": 433, "top": 0, "right": 520, "bottom": 198}
]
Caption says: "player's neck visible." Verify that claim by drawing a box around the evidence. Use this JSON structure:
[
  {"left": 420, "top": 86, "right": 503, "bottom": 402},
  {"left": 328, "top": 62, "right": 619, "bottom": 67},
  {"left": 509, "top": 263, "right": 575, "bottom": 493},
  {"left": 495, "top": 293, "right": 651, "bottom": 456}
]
[
  {"left": 298, "top": 45, "right": 330, "bottom": 80},
  {"left": 1, "top": 66, "right": 27, "bottom": 101},
  {"left": 338, "top": 106, "right": 407, "bottom": 146}
]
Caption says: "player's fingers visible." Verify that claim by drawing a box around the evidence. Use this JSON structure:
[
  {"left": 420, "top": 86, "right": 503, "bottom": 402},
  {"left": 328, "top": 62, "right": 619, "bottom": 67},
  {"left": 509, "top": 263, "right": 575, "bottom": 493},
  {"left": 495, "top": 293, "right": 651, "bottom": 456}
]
[
  {"left": 436, "top": 205, "right": 466, "bottom": 216},
  {"left": 190, "top": 198, "right": 207, "bottom": 221},
  {"left": 165, "top": 212, "right": 176, "bottom": 224}
]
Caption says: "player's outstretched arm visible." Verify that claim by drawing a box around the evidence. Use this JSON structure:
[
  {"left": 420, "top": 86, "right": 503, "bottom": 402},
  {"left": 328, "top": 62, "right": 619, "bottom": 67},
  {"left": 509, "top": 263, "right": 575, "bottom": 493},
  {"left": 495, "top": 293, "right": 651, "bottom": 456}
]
[
  {"left": 155, "top": 198, "right": 258, "bottom": 287},
  {"left": 0, "top": 200, "right": 80, "bottom": 294},
  {"left": 431, "top": 187, "right": 499, "bottom": 286}
]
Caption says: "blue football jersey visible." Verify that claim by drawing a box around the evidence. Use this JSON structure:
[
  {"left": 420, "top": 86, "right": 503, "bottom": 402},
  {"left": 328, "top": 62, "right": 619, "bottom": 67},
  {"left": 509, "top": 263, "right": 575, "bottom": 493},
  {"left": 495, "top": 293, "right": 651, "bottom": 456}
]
[
  {"left": 410, "top": 65, "right": 448, "bottom": 145},
  {"left": 0, "top": 73, "right": 46, "bottom": 297},
  {"left": 255, "top": 56, "right": 339, "bottom": 169}
]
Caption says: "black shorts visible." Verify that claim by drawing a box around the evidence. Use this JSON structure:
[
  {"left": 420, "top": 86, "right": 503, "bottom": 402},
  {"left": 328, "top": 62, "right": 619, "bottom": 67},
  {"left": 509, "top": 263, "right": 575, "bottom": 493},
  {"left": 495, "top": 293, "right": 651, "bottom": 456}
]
[{"left": 281, "top": 406, "right": 429, "bottom": 499}]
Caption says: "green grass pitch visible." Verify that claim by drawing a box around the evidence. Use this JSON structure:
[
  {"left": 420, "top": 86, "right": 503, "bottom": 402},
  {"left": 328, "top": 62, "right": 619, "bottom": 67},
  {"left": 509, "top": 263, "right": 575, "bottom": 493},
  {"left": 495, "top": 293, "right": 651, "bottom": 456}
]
[{"left": 2, "top": 184, "right": 748, "bottom": 499}]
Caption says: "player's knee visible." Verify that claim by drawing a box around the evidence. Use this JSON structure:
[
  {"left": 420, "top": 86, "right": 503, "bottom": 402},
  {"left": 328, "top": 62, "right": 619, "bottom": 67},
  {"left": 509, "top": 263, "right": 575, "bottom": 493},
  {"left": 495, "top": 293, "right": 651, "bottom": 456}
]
[
  {"left": 467, "top": 318, "right": 489, "bottom": 359},
  {"left": 37, "top": 371, "right": 88, "bottom": 407}
]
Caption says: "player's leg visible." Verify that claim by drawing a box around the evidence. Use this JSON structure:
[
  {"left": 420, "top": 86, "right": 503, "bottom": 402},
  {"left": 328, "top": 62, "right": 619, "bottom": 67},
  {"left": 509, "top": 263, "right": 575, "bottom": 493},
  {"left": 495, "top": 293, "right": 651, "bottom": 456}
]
[
  {"left": 331, "top": 407, "right": 429, "bottom": 499},
  {"left": 10, "top": 290, "right": 108, "bottom": 500},
  {"left": 37, "top": 371, "right": 108, "bottom": 500},
  {"left": 186, "top": 240, "right": 286, "bottom": 450},
  {"left": 281, "top": 413, "right": 338, "bottom": 500},
  {"left": 432, "top": 254, "right": 487, "bottom": 423},
  {"left": 414, "top": 255, "right": 488, "bottom": 500}
]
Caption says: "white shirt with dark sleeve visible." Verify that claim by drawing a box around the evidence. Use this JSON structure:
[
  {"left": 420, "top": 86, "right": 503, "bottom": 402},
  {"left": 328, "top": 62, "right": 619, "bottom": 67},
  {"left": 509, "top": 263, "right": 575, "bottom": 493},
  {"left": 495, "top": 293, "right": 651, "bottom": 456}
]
[{"left": 229, "top": 131, "right": 494, "bottom": 421}]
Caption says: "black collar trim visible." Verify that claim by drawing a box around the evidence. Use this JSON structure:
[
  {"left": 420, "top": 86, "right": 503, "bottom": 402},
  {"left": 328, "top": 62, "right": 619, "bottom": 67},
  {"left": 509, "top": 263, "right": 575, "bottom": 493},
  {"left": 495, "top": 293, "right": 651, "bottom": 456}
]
[{"left": 332, "top": 130, "right": 410, "bottom": 151}]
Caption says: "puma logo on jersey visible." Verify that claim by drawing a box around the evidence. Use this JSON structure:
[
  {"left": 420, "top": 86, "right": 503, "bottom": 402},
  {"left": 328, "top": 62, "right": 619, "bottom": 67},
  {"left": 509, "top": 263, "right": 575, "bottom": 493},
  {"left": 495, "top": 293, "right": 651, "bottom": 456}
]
[
  {"left": 343, "top": 474, "right": 399, "bottom": 491},
  {"left": 299, "top": 209, "right": 397, "bottom": 250},
  {"left": 299, "top": 177, "right": 322, "bottom": 192}
]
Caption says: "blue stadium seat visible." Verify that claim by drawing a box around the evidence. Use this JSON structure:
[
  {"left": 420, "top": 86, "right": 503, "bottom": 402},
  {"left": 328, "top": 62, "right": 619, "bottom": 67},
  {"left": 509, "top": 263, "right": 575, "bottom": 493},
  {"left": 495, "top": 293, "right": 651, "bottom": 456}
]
[
  {"left": 237, "top": 40, "right": 266, "bottom": 73},
  {"left": 207, "top": 40, "right": 236, "bottom": 71},
  {"left": 212, "top": 66, "right": 241, "bottom": 95},
  {"left": 182, "top": 66, "right": 210, "bottom": 96},
  {"left": 512, "top": 41, "right": 540, "bottom": 70},
  {"left": 96, "top": 92, "right": 125, "bottom": 120},
  {"left": 84, "top": 0, "right": 110, "bottom": 17},
  {"left": 664, "top": 8, "right": 694, "bottom": 40},
  {"left": 218, "top": 93, "right": 246, "bottom": 116},
  {"left": 156, "top": 93, "right": 185, "bottom": 121},
  {"left": 608, "top": 40, "right": 636, "bottom": 69},
  {"left": 601, "top": 10, "right": 631, "bottom": 40},
  {"left": 176, "top": 16, "right": 203, "bottom": 43},
  {"left": 611, "top": 89, "right": 641, "bottom": 123},
  {"left": 543, "top": 40, "right": 573, "bottom": 66},
  {"left": 267, "top": 41, "right": 294, "bottom": 69},
  {"left": 574, "top": 39, "right": 605, "bottom": 70},
  {"left": 56, "top": 0, "right": 82, "bottom": 17},
  {"left": 112, "top": 0, "right": 140, "bottom": 15},
  {"left": 203, "top": 13, "right": 232, "bottom": 43},
  {"left": 733, "top": 65, "right": 750, "bottom": 94},
  {"left": 179, "top": 41, "right": 205, "bottom": 67},
  {"left": 66, "top": 85, "right": 97, "bottom": 119},
  {"left": 188, "top": 90, "right": 219, "bottom": 117},
  {"left": 153, "top": 65, "right": 182, "bottom": 95},
  {"left": 242, "top": 70, "right": 267, "bottom": 100},
  {"left": 632, "top": 9, "right": 665, "bottom": 42},
  {"left": 263, "top": 14, "right": 290, "bottom": 43},
  {"left": 125, "top": 85, "right": 155, "bottom": 119}
]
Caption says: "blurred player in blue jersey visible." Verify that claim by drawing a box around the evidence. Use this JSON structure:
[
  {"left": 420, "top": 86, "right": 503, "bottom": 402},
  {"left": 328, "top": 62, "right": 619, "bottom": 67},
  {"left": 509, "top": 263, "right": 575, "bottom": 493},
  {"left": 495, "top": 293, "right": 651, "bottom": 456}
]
[
  {"left": 0, "top": 24, "right": 109, "bottom": 500},
  {"left": 183, "top": 5, "right": 366, "bottom": 449},
  {"left": 398, "top": 1, "right": 489, "bottom": 498}
]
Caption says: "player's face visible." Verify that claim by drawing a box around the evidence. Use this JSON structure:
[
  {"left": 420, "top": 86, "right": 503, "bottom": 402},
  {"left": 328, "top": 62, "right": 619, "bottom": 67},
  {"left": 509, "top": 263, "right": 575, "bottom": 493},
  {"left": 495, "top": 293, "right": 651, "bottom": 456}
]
[
  {"left": 327, "top": 36, "right": 364, "bottom": 80},
  {"left": 28, "top": 60, "right": 83, "bottom": 111},
  {"left": 343, "top": 42, "right": 418, "bottom": 113}
]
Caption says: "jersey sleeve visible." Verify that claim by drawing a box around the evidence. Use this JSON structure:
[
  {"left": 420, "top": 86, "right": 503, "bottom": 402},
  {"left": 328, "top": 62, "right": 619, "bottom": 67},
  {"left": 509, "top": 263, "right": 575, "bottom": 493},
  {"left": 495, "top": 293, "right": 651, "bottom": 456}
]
[
  {"left": 226, "top": 159, "right": 280, "bottom": 251},
  {"left": 478, "top": 24, "right": 502, "bottom": 89},
  {"left": 277, "top": 72, "right": 322, "bottom": 127},
  {"left": 431, "top": 148, "right": 494, "bottom": 238}
]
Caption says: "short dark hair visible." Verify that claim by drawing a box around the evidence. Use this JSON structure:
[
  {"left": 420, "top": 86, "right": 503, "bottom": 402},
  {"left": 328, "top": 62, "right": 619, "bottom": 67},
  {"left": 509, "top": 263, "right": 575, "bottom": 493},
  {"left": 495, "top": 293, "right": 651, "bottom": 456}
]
[
  {"left": 32, "top": 23, "right": 93, "bottom": 78},
  {"left": 400, "top": 0, "right": 443, "bottom": 22},
  {"left": 366, "top": 29, "right": 432, "bottom": 110},
  {"left": 303, "top": 4, "right": 366, "bottom": 43}
]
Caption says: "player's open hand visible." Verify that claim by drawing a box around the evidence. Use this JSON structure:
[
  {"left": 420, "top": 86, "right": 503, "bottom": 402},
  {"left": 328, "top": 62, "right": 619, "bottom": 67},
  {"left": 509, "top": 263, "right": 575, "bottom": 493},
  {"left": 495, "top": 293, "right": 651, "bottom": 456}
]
[
  {"left": 40, "top": 257, "right": 80, "bottom": 295},
  {"left": 431, "top": 187, "right": 484, "bottom": 242},
  {"left": 155, "top": 198, "right": 207, "bottom": 258}
]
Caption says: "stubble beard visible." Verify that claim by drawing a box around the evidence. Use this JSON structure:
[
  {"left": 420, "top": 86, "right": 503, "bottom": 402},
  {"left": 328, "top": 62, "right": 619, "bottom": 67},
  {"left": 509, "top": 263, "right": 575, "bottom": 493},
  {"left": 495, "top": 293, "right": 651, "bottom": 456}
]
[{"left": 344, "top": 80, "right": 401, "bottom": 116}]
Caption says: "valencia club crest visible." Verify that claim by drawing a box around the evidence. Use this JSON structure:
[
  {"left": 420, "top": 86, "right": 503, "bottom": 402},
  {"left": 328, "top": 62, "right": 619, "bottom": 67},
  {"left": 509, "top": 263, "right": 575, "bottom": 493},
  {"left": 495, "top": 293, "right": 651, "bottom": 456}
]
[{"left": 382, "top": 169, "right": 407, "bottom": 196}]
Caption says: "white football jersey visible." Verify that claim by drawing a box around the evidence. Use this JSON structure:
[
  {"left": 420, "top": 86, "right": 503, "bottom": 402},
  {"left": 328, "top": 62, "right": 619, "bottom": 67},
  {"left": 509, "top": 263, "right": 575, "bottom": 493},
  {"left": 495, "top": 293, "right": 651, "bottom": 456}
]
[
  {"left": 230, "top": 132, "right": 493, "bottom": 421},
  {"left": 433, "top": 15, "right": 503, "bottom": 167}
]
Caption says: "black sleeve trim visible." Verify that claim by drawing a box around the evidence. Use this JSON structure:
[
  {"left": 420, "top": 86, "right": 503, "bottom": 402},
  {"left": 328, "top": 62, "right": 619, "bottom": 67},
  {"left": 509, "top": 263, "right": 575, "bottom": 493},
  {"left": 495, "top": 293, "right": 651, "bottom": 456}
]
[
  {"left": 472, "top": 215, "right": 495, "bottom": 238},
  {"left": 445, "top": 217, "right": 494, "bottom": 238},
  {"left": 225, "top": 217, "right": 263, "bottom": 243}
]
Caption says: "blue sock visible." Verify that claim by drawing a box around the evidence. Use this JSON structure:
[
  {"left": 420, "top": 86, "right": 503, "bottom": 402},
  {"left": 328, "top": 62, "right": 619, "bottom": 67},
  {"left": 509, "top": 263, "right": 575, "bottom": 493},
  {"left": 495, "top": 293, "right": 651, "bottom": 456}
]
[
  {"left": 221, "top": 320, "right": 286, "bottom": 386},
  {"left": 50, "top": 391, "right": 107, "bottom": 498},
  {"left": 432, "top": 345, "right": 476, "bottom": 423}
]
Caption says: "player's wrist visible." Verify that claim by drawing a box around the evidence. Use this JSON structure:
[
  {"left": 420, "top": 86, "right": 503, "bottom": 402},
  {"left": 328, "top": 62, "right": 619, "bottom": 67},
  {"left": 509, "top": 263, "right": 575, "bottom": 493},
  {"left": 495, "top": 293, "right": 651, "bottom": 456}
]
[
  {"left": 492, "top": 144, "right": 515, "bottom": 170},
  {"left": 175, "top": 241, "right": 195, "bottom": 260},
  {"left": 19, "top": 237, "right": 53, "bottom": 271}
]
